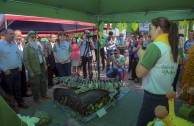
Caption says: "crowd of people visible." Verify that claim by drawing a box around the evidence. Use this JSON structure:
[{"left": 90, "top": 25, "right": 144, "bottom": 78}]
[
  {"left": 0, "top": 27, "right": 151, "bottom": 108},
  {"left": 0, "top": 17, "right": 194, "bottom": 126}
]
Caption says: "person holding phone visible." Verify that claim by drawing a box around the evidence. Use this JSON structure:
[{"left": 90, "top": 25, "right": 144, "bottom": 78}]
[{"left": 106, "top": 48, "right": 125, "bottom": 81}]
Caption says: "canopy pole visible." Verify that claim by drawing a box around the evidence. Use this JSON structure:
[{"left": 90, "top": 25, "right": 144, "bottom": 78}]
[
  {"left": 184, "top": 20, "right": 187, "bottom": 43},
  {"left": 97, "top": 21, "right": 101, "bottom": 80},
  {"left": 5, "top": 19, "right": 7, "bottom": 29},
  {"left": 93, "top": 26, "right": 95, "bottom": 35}
]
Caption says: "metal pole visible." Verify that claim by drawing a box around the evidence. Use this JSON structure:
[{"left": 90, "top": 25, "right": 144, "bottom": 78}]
[
  {"left": 97, "top": 22, "right": 101, "bottom": 80},
  {"left": 5, "top": 19, "right": 7, "bottom": 29}
]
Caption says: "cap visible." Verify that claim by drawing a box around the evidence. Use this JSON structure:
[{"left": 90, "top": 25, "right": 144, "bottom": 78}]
[
  {"left": 26, "top": 30, "right": 37, "bottom": 41},
  {"left": 41, "top": 38, "right": 48, "bottom": 43}
]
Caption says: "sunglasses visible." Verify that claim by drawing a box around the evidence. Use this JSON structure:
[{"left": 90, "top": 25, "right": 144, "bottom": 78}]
[
  {"left": 114, "top": 53, "right": 118, "bottom": 55},
  {"left": 30, "top": 36, "right": 37, "bottom": 39}
]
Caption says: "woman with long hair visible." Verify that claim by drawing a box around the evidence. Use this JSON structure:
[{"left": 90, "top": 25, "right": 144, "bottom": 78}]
[
  {"left": 53, "top": 32, "right": 72, "bottom": 76},
  {"left": 136, "top": 17, "right": 179, "bottom": 126},
  {"left": 71, "top": 37, "right": 80, "bottom": 76}
]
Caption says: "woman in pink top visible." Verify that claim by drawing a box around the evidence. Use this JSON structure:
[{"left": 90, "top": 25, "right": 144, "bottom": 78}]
[{"left": 71, "top": 37, "right": 80, "bottom": 76}]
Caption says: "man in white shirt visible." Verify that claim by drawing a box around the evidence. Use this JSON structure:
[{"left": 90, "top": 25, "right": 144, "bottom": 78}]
[{"left": 14, "top": 30, "right": 30, "bottom": 97}]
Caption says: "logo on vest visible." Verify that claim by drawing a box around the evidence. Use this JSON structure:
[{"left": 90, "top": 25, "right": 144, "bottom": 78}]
[{"left": 161, "top": 65, "right": 176, "bottom": 75}]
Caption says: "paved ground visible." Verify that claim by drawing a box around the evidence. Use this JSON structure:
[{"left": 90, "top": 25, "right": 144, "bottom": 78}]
[
  {"left": 19, "top": 68, "right": 194, "bottom": 126},
  {"left": 18, "top": 54, "right": 193, "bottom": 126}
]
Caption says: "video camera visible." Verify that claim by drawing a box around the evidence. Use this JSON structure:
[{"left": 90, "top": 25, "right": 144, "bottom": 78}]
[{"left": 84, "top": 30, "right": 93, "bottom": 40}]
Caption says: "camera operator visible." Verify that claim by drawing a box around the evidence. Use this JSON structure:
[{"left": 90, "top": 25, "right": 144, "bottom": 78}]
[
  {"left": 80, "top": 30, "right": 95, "bottom": 79},
  {"left": 106, "top": 48, "right": 125, "bottom": 81},
  {"left": 105, "top": 31, "right": 116, "bottom": 71}
]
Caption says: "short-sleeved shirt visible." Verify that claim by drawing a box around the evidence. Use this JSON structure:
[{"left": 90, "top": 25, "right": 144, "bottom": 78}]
[
  {"left": 80, "top": 41, "right": 93, "bottom": 57},
  {"left": 0, "top": 40, "right": 22, "bottom": 71},
  {"left": 184, "top": 40, "right": 194, "bottom": 60},
  {"left": 113, "top": 55, "right": 125, "bottom": 69},
  {"left": 106, "top": 38, "right": 116, "bottom": 50},
  {"left": 184, "top": 40, "right": 194, "bottom": 51},
  {"left": 53, "top": 41, "right": 72, "bottom": 63},
  {"left": 141, "top": 41, "right": 178, "bottom": 94},
  {"left": 116, "top": 39, "right": 126, "bottom": 47}
]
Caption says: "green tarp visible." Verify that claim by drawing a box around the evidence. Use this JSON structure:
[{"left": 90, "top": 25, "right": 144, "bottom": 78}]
[{"left": 1, "top": 0, "right": 194, "bottom": 23}]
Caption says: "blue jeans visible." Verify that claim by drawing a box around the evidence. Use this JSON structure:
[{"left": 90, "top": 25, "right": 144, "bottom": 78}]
[
  {"left": 106, "top": 68, "right": 124, "bottom": 81},
  {"left": 56, "top": 62, "right": 71, "bottom": 77}
]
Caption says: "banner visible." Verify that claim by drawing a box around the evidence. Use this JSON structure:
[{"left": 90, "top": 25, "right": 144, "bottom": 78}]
[{"left": 139, "top": 22, "right": 150, "bottom": 32}]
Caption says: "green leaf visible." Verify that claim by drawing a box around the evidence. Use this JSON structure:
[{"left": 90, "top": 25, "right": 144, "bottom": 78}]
[
  {"left": 95, "top": 22, "right": 98, "bottom": 28},
  {"left": 99, "top": 22, "right": 104, "bottom": 31},
  {"left": 118, "top": 23, "right": 123, "bottom": 33},
  {"left": 126, "top": 23, "right": 132, "bottom": 32},
  {"left": 132, "top": 22, "right": 139, "bottom": 32},
  {"left": 123, "top": 22, "right": 127, "bottom": 29},
  {"left": 173, "top": 20, "right": 179, "bottom": 26},
  {"left": 112, "top": 23, "right": 117, "bottom": 29}
]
